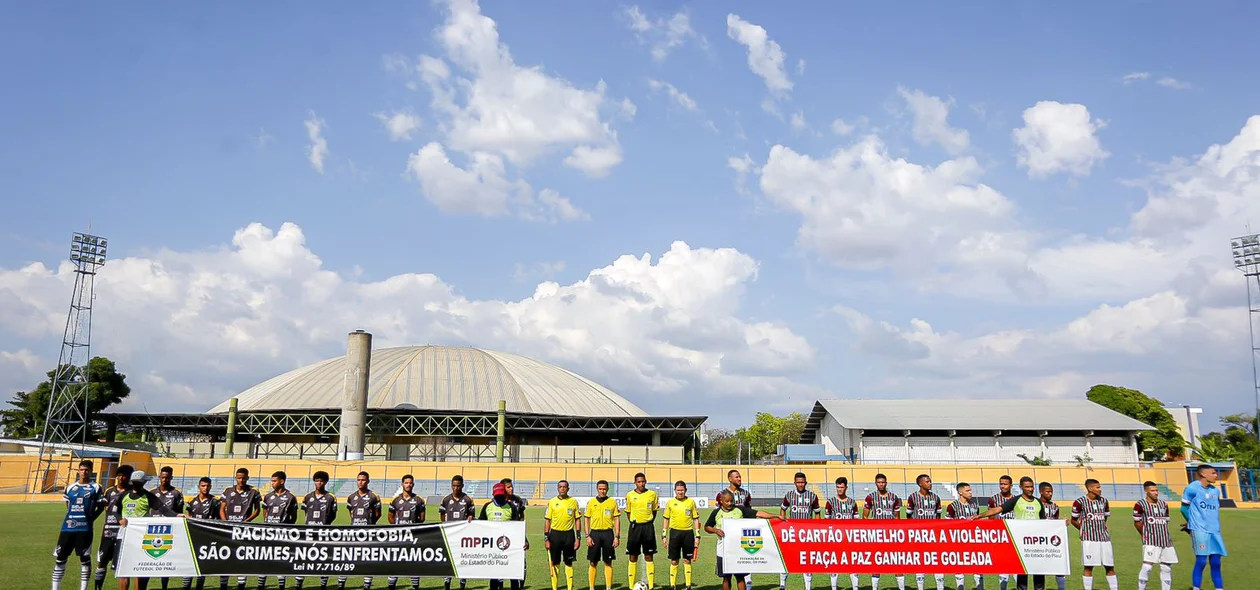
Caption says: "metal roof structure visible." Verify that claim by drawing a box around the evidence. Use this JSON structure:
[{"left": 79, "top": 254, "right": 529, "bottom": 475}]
[
  {"left": 208, "top": 345, "right": 647, "bottom": 418},
  {"left": 801, "top": 398, "right": 1154, "bottom": 442}
]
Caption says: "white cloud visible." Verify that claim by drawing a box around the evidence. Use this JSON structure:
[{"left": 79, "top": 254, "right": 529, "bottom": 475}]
[
  {"left": 726, "top": 14, "right": 792, "bottom": 96},
  {"left": 562, "top": 144, "right": 623, "bottom": 178},
  {"left": 405, "top": 142, "right": 584, "bottom": 222},
  {"left": 796, "top": 59, "right": 806, "bottom": 76},
  {"left": 830, "top": 118, "right": 855, "bottom": 136},
  {"left": 0, "top": 224, "right": 817, "bottom": 420},
  {"left": 303, "top": 112, "right": 328, "bottom": 174},
  {"left": 897, "top": 86, "right": 970, "bottom": 155},
  {"left": 531, "top": 189, "right": 589, "bottom": 223},
  {"left": 622, "top": 6, "right": 702, "bottom": 61},
  {"left": 1012, "top": 101, "right": 1109, "bottom": 178},
  {"left": 1122, "top": 72, "right": 1151, "bottom": 84},
  {"left": 1156, "top": 77, "right": 1191, "bottom": 90},
  {"left": 375, "top": 109, "right": 422, "bottom": 141},
  {"left": 728, "top": 153, "right": 757, "bottom": 195},
  {"left": 789, "top": 111, "right": 810, "bottom": 133},
  {"left": 647, "top": 79, "right": 698, "bottom": 112}
]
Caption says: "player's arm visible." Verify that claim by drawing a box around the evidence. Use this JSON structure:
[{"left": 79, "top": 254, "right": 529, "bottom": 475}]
[
  {"left": 1070, "top": 500, "right": 1083, "bottom": 529},
  {"left": 418, "top": 500, "right": 426, "bottom": 523},
  {"left": 1132, "top": 503, "right": 1144, "bottom": 534},
  {"left": 219, "top": 492, "right": 228, "bottom": 520},
  {"left": 746, "top": 506, "right": 784, "bottom": 521},
  {"left": 543, "top": 502, "right": 553, "bottom": 534},
  {"left": 703, "top": 509, "right": 722, "bottom": 537},
  {"left": 651, "top": 491, "right": 659, "bottom": 521},
  {"left": 585, "top": 502, "right": 594, "bottom": 547},
  {"left": 692, "top": 501, "right": 702, "bottom": 560},
  {"left": 147, "top": 491, "right": 183, "bottom": 517},
  {"left": 612, "top": 503, "right": 621, "bottom": 547},
  {"left": 812, "top": 495, "right": 821, "bottom": 519},
  {"left": 478, "top": 502, "right": 489, "bottom": 521},
  {"left": 465, "top": 498, "right": 474, "bottom": 522},
  {"left": 862, "top": 496, "right": 873, "bottom": 519},
  {"left": 893, "top": 497, "right": 903, "bottom": 519},
  {"left": 91, "top": 490, "right": 107, "bottom": 521},
  {"left": 246, "top": 492, "right": 261, "bottom": 522},
  {"left": 286, "top": 495, "right": 298, "bottom": 524},
  {"left": 388, "top": 499, "right": 397, "bottom": 525},
  {"left": 372, "top": 495, "right": 383, "bottom": 524},
  {"left": 780, "top": 494, "right": 788, "bottom": 520},
  {"left": 661, "top": 502, "right": 671, "bottom": 546},
  {"left": 976, "top": 496, "right": 1018, "bottom": 520}
]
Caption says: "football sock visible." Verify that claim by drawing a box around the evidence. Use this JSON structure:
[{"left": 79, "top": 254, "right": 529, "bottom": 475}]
[
  {"left": 1106, "top": 574, "right": 1118, "bottom": 590},
  {"left": 672, "top": 565, "right": 680, "bottom": 587},
  {"left": 590, "top": 565, "right": 598, "bottom": 590},
  {"left": 1159, "top": 564, "right": 1172, "bottom": 590},
  {"left": 684, "top": 563, "right": 692, "bottom": 587},
  {"left": 53, "top": 560, "right": 67, "bottom": 590},
  {"left": 566, "top": 565, "right": 574, "bottom": 590}
]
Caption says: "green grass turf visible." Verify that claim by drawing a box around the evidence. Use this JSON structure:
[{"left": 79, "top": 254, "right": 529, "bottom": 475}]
[{"left": 1, "top": 503, "right": 1254, "bottom": 590}]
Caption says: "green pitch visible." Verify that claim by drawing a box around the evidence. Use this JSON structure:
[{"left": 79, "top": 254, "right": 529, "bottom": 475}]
[{"left": 1, "top": 504, "right": 1255, "bottom": 590}]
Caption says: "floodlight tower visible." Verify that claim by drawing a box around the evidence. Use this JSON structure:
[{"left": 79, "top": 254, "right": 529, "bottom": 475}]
[
  {"left": 32, "top": 232, "right": 107, "bottom": 492},
  {"left": 1231, "top": 233, "right": 1260, "bottom": 444}
]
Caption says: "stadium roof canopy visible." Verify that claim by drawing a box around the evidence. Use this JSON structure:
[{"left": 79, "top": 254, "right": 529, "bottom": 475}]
[
  {"left": 208, "top": 345, "right": 647, "bottom": 418},
  {"left": 801, "top": 398, "right": 1154, "bottom": 441}
]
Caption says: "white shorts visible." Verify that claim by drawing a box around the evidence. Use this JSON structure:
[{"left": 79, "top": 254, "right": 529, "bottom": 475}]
[
  {"left": 1142, "top": 545, "right": 1178, "bottom": 564},
  {"left": 1081, "top": 541, "right": 1114, "bottom": 567}
]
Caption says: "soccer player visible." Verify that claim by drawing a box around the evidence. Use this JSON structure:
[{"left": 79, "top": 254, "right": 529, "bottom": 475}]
[
  {"left": 481, "top": 483, "right": 523, "bottom": 590},
  {"left": 906, "top": 475, "right": 944, "bottom": 590},
  {"left": 54, "top": 459, "right": 103, "bottom": 590},
  {"left": 153, "top": 467, "right": 185, "bottom": 590},
  {"left": 946, "top": 482, "right": 982, "bottom": 590},
  {"left": 824, "top": 477, "right": 860, "bottom": 590},
  {"left": 780, "top": 472, "right": 820, "bottom": 590},
  {"left": 340, "top": 471, "right": 382, "bottom": 590},
  {"left": 718, "top": 470, "right": 753, "bottom": 590},
  {"left": 864, "top": 473, "right": 905, "bottom": 590},
  {"left": 258, "top": 471, "right": 299, "bottom": 590},
  {"left": 183, "top": 477, "right": 218, "bottom": 590},
  {"left": 663, "top": 481, "right": 700, "bottom": 590},
  {"left": 1071, "top": 478, "right": 1116, "bottom": 590},
  {"left": 219, "top": 468, "right": 261, "bottom": 590},
  {"left": 545, "top": 480, "right": 582, "bottom": 590},
  {"left": 1134, "top": 481, "right": 1176, "bottom": 590},
  {"left": 988, "top": 476, "right": 1016, "bottom": 590},
  {"left": 585, "top": 480, "right": 620, "bottom": 590},
  {"left": 296, "top": 471, "right": 337, "bottom": 590},
  {"left": 705, "top": 490, "right": 783, "bottom": 590},
  {"left": 112, "top": 470, "right": 183, "bottom": 590},
  {"left": 386, "top": 474, "right": 425, "bottom": 590},
  {"left": 1038, "top": 483, "right": 1066, "bottom": 590},
  {"left": 1181, "top": 464, "right": 1226, "bottom": 590},
  {"left": 95, "top": 464, "right": 133, "bottom": 590},
  {"left": 502, "top": 478, "right": 529, "bottom": 590},
  {"left": 977, "top": 477, "right": 1045, "bottom": 590},
  {"left": 626, "top": 473, "right": 659, "bottom": 590},
  {"left": 440, "top": 475, "right": 475, "bottom": 590}
]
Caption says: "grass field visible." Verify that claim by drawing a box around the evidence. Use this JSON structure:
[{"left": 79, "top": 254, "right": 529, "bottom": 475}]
[{"left": 1, "top": 503, "right": 1254, "bottom": 590}]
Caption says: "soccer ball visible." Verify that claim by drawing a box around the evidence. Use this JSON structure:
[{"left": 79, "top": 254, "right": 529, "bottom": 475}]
[{"left": 633, "top": 582, "right": 648, "bottom": 590}]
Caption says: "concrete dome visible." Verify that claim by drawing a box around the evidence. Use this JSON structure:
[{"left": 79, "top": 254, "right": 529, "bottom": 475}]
[{"left": 208, "top": 345, "right": 647, "bottom": 417}]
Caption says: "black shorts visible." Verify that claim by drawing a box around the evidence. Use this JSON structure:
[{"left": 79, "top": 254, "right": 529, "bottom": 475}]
[
  {"left": 626, "top": 522, "right": 657, "bottom": 556},
  {"left": 97, "top": 536, "right": 119, "bottom": 569},
  {"left": 716, "top": 557, "right": 745, "bottom": 579},
  {"left": 547, "top": 530, "right": 577, "bottom": 565},
  {"left": 667, "top": 530, "right": 696, "bottom": 561},
  {"left": 586, "top": 529, "right": 616, "bottom": 563},
  {"left": 55, "top": 531, "right": 94, "bottom": 561}
]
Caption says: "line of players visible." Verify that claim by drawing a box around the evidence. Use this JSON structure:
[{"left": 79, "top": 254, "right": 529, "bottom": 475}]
[{"left": 54, "top": 464, "right": 1229, "bottom": 590}]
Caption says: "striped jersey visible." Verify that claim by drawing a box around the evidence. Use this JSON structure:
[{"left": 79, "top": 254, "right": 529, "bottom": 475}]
[
  {"left": 782, "top": 489, "right": 820, "bottom": 519},
  {"left": 1133, "top": 498, "right": 1172, "bottom": 548},
  {"left": 100, "top": 486, "right": 127, "bottom": 538},
  {"left": 988, "top": 493, "right": 1015, "bottom": 520},
  {"left": 717, "top": 486, "right": 752, "bottom": 509},
  {"left": 864, "top": 491, "right": 902, "bottom": 519},
  {"left": 825, "top": 497, "right": 860, "bottom": 520},
  {"left": 946, "top": 498, "right": 980, "bottom": 520},
  {"left": 1071, "top": 495, "right": 1112, "bottom": 541},
  {"left": 906, "top": 491, "right": 942, "bottom": 520},
  {"left": 1044, "top": 501, "right": 1060, "bottom": 520}
]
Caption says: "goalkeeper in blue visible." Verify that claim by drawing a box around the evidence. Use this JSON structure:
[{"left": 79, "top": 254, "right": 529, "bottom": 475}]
[{"left": 1181, "top": 464, "right": 1226, "bottom": 590}]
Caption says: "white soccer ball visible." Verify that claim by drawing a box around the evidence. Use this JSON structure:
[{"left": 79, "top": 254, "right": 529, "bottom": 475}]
[{"left": 633, "top": 582, "right": 648, "bottom": 590}]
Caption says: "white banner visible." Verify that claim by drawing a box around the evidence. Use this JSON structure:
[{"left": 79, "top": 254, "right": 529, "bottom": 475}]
[
  {"left": 116, "top": 520, "right": 198, "bottom": 578},
  {"left": 571, "top": 496, "right": 709, "bottom": 510}
]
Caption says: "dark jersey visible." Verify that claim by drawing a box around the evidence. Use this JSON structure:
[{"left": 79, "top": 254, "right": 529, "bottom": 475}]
[
  {"left": 506, "top": 494, "right": 528, "bottom": 521},
  {"left": 107, "top": 489, "right": 180, "bottom": 518},
  {"left": 946, "top": 498, "right": 980, "bottom": 520},
  {"left": 62, "top": 481, "right": 103, "bottom": 533},
  {"left": 302, "top": 491, "right": 337, "bottom": 525},
  {"left": 263, "top": 490, "right": 299, "bottom": 524},
  {"left": 825, "top": 497, "right": 859, "bottom": 520},
  {"left": 187, "top": 495, "right": 219, "bottom": 520},
  {"left": 154, "top": 486, "right": 185, "bottom": 516},
  {"left": 864, "top": 492, "right": 902, "bottom": 520},
  {"left": 440, "top": 493, "right": 476, "bottom": 522},
  {"left": 221, "top": 486, "right": 262, "bottom": 522},
  {"left": 389, "top": 493, "right": 425, "bottom": 524},
  {"left": 100, "top": 486, "right": 129, "bottom": 539},
  {"left": 346, "top": 490, "right": 382, "bottom": 526}
]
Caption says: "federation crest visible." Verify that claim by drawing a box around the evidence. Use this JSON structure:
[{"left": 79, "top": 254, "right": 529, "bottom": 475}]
[
  {"left": 142, "top": 524, "right": 174, "bottom": 559},
  {"left": 740, "top": 528, "right": 763, "bottom": 555}
]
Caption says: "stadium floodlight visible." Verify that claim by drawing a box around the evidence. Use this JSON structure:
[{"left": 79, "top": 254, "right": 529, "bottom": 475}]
[{"left": 1231, "top": 233, "right": 1260, "bottom": 445}]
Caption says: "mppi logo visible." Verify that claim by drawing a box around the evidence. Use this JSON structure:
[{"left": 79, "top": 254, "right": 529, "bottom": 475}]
[
  {"left": 462, "top": 536, "right": 512, "bottom": 551},
  {"left": 1022, "top": 535, "right": 1063, "bottom": 547}
]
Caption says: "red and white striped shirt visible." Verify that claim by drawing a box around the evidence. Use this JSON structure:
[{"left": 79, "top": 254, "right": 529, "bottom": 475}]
[
  {"left": 1133, "top": 498, "right": 1173, "bottom": 548},
  {"left": 989, "top": 493, "right": 1015, "bottom": 520},
  {"left": 1072, "top": 495, "right": 1112, "bottom": 542},
  {"left": 825, "top": 497, "right": 860, "bottom": 520},
  {"left": 906, "top": 491, "right": 942, "bottom": 520},
  {"left": 946, "top": 498, "right": 980, "bottom": 519},
  {"left": 865, "top": 492, "right": 902, "bottom": 520}
]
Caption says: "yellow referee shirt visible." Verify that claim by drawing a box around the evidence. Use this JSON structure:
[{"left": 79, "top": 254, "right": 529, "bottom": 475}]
[
  {"left": 546, "top": 496, "right": 580, "bottom": 531},
  {"left": 664, "top": 497, "right": 698, "bottom": 531},
  {"left": 585, "top": 497, "right": 619, "bottom": 530},
  {"left": 625, "top": 489, "right": 658, "bottom": 524}
]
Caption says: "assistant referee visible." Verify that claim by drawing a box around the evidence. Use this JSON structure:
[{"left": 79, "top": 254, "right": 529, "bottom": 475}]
[
  {"left": 585, "top": 480, "right": 620, "bottom": 590},
  {"left": 663, "top": 481, "right": 701, "bottom": 590},
  {"left": 545, "top": 480, "right": 582, "bottom": 590},
  {"left": 626, "top": 472, "right": 660, "bottom": 589}
]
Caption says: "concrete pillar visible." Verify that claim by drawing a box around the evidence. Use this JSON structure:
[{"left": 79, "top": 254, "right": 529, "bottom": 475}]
[
  {"left": 495, "top": 399, "right": 506, "bottom": 462},
  {"left": 652, "top": 430, "right": 661, "bottom": 446},
  {"left": 338, "top": 330, "right": 372, "bottom": 461},
  {"left": 105, "top": 421, "right": 117, "bottom": 443},
  {"left": 225, "top": 397, "right": 238, "bottom": 457}
]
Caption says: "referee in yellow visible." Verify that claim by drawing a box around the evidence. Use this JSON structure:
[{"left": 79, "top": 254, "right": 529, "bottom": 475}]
[
  {"left": 545, "top": 480, "right": 582, "bottom": 590},
  {"left": 662, "top": 480, "right": 701, "bottom": 590},
  {"left": 626, "top": 472, "right": 660, "bottom": 589},
  {"left": 585, "top": 480, "right": 621, "bottom": 590}
]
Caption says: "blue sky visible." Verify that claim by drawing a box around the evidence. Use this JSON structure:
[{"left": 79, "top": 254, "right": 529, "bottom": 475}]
[{"left": 2, "top": 1, "right": 1259, "bottom": 432}]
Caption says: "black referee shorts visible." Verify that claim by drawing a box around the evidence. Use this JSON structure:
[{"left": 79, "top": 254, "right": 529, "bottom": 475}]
[
  {"left": 547, "top": 530, "right": 577, "bottom": 565},
  {"left": 626, "top": 522, "right": 657, "bottom": 556},
  {"left": 54, "top": 531, "right": 93, "bottom": 562},
  {"left": 666, "top": 529, "right": 695, "bottom": 561},
  {"left": 586, "top": 529, "right": 616, "bottom": 564}
]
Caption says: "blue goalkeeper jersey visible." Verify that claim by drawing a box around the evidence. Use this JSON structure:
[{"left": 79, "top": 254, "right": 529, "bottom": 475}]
[
  {"left": 1181, "top": 482, "right": 1221, "bottom": 534},
  {"left": 62, "top": 481, "right": 103, "bottom": 533}
]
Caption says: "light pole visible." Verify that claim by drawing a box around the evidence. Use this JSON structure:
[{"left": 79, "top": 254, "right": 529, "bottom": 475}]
[{"left": 1231, "top": 233, "right": 1260, "bottom": 444}]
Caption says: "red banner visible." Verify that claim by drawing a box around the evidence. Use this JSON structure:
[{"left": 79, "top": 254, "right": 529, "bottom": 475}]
[{"left": 769, "top": 519, "right": 1027, "bottom": 575}]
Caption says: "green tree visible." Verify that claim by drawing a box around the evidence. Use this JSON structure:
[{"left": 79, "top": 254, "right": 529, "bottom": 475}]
[
  {"left": 1085, "top": 384, "right": 1184, "bottom": 460},
  {"left": 1016, "top": 452, "right": 1052, "bottom": 466},
  {"left": 0, "top": 357, "right": 131, "bottom": 439},
  {"left": 700, "top": 428, "right": 740, "bottom": 462},
  {"left": 1196, "top": 412, "right": 1260, "bottom": 468},
  {"left": 735, "top": 411, "right": 808, "bottom": 459}
]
